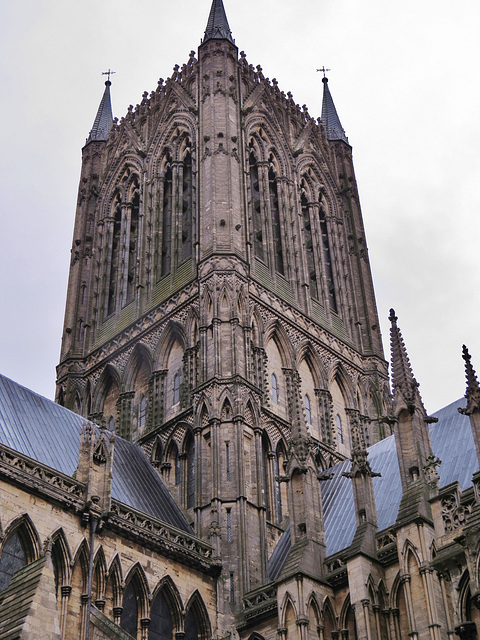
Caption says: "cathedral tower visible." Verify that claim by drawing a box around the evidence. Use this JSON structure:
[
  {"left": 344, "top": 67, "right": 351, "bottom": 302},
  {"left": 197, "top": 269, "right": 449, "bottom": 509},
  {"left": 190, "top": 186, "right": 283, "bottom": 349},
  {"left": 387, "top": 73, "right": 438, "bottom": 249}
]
[{"left": 57, "top": 0, "right": 390, "bottom": 629}]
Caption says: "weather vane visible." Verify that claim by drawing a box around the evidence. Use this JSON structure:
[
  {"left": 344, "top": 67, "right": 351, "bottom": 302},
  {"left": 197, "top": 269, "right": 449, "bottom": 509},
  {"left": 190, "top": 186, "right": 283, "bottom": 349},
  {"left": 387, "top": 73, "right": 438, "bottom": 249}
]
[
  {"left": 316, "top": 67, "right": 331, "bottom": 78},
  {"left": 102, "top": 69, "right": 116, "bottom": 82}
]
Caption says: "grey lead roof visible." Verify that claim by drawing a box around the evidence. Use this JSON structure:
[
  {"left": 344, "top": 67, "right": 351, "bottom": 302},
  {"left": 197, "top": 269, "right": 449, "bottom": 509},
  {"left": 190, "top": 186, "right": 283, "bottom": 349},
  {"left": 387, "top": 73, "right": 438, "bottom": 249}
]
[
  {"left": 320, "top": 77, "right": 349, "bottom": 144},
  {"left": 0, "top": 374, "right": 191, "bottom": 533},
  {"left": 202, "top": 0, "right": 234, "bottom": 44},
  {"left": 86, "top": 80, "right": 114, "bottom": 144},
  {"left": 322, "top": 396, "right": 477, "bottom": 556}
]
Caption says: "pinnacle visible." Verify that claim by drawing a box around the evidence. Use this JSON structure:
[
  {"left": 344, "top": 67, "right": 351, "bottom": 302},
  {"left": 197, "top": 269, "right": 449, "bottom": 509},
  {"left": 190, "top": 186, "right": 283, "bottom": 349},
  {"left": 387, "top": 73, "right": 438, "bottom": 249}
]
[
  {"left": 389, "top": 309, "right": 420, "bottom": 407},
  {"left": 86, "top": 80, "right": 114, "bottom": 144},
  {"left": 203, "top": 0, "right": 234, "bottom": 45},
  {"left": 320, "top": 76, "right": 348, "bottom": 144},
  {"left": 460, "top": 345, "right": 480, "bottom": 415}
]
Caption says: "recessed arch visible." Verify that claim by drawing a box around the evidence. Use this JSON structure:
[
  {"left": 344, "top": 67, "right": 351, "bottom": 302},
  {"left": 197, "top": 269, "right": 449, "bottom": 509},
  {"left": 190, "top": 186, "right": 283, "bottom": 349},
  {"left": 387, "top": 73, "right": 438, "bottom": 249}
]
[{"left": 184, "top": 589, "right": 211, "bottom": 640}]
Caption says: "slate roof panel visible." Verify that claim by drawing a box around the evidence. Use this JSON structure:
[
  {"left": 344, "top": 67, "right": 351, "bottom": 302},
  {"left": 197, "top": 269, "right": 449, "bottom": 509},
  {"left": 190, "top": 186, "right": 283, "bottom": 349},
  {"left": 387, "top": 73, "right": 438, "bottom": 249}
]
[{"left": 0, "top": 374, "right": 191, "bottom": 533}]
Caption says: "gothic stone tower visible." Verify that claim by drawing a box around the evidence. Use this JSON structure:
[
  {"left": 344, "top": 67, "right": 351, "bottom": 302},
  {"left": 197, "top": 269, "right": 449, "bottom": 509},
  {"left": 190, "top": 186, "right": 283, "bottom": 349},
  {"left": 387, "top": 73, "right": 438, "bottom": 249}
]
[{"left": 56, "top": 0, "right": 390, "bottom": 632}]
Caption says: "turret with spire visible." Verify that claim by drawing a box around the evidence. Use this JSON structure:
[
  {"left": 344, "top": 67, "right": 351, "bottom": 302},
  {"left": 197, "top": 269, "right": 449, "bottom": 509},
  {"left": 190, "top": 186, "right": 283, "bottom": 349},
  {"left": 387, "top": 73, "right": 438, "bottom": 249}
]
[{"left": 320, "top": 74, "right": 348, "bottom": 144}]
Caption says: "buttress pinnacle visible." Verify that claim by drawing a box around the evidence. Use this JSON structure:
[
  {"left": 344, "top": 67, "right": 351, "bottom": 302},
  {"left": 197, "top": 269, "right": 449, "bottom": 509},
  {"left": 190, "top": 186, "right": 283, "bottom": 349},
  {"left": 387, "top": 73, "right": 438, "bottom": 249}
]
[
  {"left": 460, "top": 345, "right": 480, "bottom": 415},
  {"left": 389, "top": 309, "right": 422, "bottom": 411}
]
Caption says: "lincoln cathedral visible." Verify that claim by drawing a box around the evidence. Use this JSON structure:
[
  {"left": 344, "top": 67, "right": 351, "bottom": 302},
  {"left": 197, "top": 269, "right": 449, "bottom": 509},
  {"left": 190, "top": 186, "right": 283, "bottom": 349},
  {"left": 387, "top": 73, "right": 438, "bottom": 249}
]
[{"left": 0, "top": 1, "right": 479, "bottom": 638}]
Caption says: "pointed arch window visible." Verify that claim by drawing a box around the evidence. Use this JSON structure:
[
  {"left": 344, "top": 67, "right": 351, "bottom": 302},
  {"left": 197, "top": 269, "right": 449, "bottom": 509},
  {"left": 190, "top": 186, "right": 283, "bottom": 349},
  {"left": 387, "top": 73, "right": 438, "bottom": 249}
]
[
  {"left": 120, "top": 581, "right": 138, "bottom": 637},
  {"left": 273, "top": 451, "right": 282, "bottom": 523},
  {"left": 249, "top": 151, "right": 264, "bottom": 261},
  {"left": 107, "top": 201, "right": 122, "bottom": 316},
  {"left": 0, "top": 532, "right": 27, "bottom": 592},
  {"left": 108, "top": 416, "right": 116, "bottom": 431},
  {"left": 301, "top": 187, "right": 318, "bottom": 299},
  {"left": 271, "top": 373, "right": 279, "bottom": 404},
  {"left": 319, "top": 204, "right": 337, "bottom": 312},
  {"left": 150, "top": 590, "right": 173, "bottom": 640},
  {"left": 126, "top": 188, "right": 140, "bottom": 304},
  {"left": 161, "top": 156, "right": 173, "bottom": 277},
  {"left": 268, "top": 163, "right": 284, "bottom": 275}
]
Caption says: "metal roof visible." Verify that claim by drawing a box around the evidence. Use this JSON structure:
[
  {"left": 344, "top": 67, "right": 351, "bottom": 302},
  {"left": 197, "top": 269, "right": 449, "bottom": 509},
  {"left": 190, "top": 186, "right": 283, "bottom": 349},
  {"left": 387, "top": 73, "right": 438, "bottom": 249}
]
[
  {"left": 0, "top": 374, "right": 191, "bottom": 533},
  {"left": 321, "top": 397, "right": 477, "bottom": 556},
  {"left": 86, "top": 81, "right": 113, "bottom": 144},
  {"left": 202, "top": 0, "right": 234, "bottom": 44}
]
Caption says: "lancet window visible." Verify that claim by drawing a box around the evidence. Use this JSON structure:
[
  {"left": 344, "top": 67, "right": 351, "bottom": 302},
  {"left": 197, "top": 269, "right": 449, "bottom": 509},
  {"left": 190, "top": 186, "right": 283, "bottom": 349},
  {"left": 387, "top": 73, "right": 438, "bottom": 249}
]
[
  {"left": 150, "top": 591, "right": 173, "bottom": 640},
  {"left": 248, "top": 137, "right": 285, "bottom": 275},
  {"left": 157, "top": 133, "right": 194, "bottom": 281},
  {"left": 300, "top": 175, "right": 338, "bottom": 312},
  {"left": 121, "top": 581, "right": 139, "bottom": 637},
  {"left": 106, "top": 174, "right": 140, "bottom": 316}
]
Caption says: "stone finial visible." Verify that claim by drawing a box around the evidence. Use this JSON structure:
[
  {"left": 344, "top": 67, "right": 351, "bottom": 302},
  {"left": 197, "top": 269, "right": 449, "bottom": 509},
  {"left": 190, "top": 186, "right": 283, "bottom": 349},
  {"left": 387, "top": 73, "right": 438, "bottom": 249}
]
[
  {"left": 389, "top": 308, "right": 422, "bottom": 412},
  {"left": 459, "top": 345, "right": 480, "bottom": 416}
]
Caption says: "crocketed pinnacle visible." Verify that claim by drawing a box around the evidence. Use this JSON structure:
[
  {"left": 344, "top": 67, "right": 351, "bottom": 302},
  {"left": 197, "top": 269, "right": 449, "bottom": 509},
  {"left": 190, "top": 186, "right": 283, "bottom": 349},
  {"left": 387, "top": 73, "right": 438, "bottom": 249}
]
[
  {"left": 389, "top": 309, "right": 420, "bottom": 409},
  {"left": 202, "top": 0, "right": 234, "bottom": 44},
  {"left": 86, "top": 80, "right": 113, "bottom": 144},
  {"left": 320, "top": 77, "right": 348, "bottom": 144},
  {"left": 460, "top": 345, "right": 480, "bottom": 415}
]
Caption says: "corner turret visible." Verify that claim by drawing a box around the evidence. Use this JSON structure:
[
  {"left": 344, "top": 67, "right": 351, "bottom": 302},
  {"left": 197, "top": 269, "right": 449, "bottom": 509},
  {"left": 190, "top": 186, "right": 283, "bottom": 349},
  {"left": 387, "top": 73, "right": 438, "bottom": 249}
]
[{"left": 460, "top": 345, "right": 480, "bottom": 467}]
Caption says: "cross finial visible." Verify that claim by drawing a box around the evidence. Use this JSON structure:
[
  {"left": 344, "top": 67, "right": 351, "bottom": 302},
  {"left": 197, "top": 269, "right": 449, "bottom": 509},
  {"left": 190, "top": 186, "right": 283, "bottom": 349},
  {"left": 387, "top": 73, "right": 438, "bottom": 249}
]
[
  {"left": 102, "top": 69, "right": 116, "bottom": 83},
  {"left": 316, "top": 66, "right": 331, "bottom": 78}
]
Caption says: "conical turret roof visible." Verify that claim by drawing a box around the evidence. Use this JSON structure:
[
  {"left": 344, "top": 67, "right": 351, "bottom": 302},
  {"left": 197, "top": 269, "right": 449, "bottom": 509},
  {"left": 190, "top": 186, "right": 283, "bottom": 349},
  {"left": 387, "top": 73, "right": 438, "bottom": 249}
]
[
  {"left": 203, "top": 0, "right": 234, "bottom": 44},
  {"left": 86, "top": 80, "right": 113, "bottom": 144},
  {"left": 320, "top": 77, "right": 348, "bottom": 144}
]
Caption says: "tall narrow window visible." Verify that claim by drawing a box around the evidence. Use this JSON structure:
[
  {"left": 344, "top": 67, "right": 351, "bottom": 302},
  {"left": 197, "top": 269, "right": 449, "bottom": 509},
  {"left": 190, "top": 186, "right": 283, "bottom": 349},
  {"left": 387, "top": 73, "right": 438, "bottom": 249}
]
[
  {"left": 161, "top": 160, "right": 173, "bottom": 277},
  {"left": 249, "top": 151, "right": 264, "bottom": 261},
  {"left": 273, "top": 453, "right": 282, "bottom": 523},
  {"left": 107, "top": 204, "right": 121, "bottom": 316},
  {"left": 139, "top": 395, "right": 147, "bottom": 428},
  {"left": 226, "top": 443, "right": 230, "bottom": 481},
  {"left": 336, "top": 414, "right": 343, "bottom": 443},
  {"left": 108, "top": 416, "right": 116, "bottom": 431},
  {"left": 230, "top": 573, "right": 235, "bottom": 603},
  {"left": 226, "top": 508, "right": 232, "bottom": 542},
  {"left": 186, "top": 434, "right": 195, "bottom": 509},
  {"left": 181, "top": 149, "right": 193, "bottom": 262},
  {"left": 269, "top": 165, "right": 284, "bottom": 275},
  {"left": 271, "top": 373, "right": 279, "bottom": 404},
  {"left": 262, "top": 435, "right": 271, "bottom": 521},
  {"left": 304, "top": 394, "right": 312, "bottom": 425},
  {"left": 301, "top": 189, "right": 318, "bottom": 298},
  {"left": 120, "top": 581, "right": 138, "bottom": 637},
  {"left": 126, "top": 190, "right": 139, "bottom": 304},
  {"left": 319, "top": 205, "right": 337, "bottom": 312},
  {"left": 173, "top": 373, "right": 181, "bottom": 405}
]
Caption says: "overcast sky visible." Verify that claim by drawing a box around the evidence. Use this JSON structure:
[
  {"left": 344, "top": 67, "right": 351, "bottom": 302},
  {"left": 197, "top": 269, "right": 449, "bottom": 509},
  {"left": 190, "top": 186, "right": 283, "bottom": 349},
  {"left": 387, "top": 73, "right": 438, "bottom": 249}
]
[{"left": 0, "top": 0, "right": 479, "bottom": 414}]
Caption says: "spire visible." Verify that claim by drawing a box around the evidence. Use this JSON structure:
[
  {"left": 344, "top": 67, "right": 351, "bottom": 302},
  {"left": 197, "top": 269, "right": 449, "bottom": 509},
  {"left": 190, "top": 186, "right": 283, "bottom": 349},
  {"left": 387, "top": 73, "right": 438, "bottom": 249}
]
[
  {"left": 389, "top": 308, "right": 422, "bottom": 412},
  {"left": 320, "top": 76, "right": 348, "bottom": 144},
  {"left": 202, "top": 0, "right": 234, "bottom": 44},
  {"left": 460, "top": 345, "right": 480, "bottom": 415},
  {"left": 86, "top": 80, "right": 113, "bottom": 144}
]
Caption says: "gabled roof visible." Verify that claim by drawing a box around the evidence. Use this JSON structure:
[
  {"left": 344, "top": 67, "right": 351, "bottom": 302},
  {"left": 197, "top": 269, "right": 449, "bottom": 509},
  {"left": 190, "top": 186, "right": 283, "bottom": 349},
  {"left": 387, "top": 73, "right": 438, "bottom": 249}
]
[
  {"left": 320, "top": 77, "right": 348, "bottom": 144},
  {"left": 0, "top": 374, "right": 191, "bottom": 533},
  {"left": 86, "top": 80, "right": 113, "bottom": 144},
  {"left": 202, "top": 0, "right": 234, "bottom": 44}
]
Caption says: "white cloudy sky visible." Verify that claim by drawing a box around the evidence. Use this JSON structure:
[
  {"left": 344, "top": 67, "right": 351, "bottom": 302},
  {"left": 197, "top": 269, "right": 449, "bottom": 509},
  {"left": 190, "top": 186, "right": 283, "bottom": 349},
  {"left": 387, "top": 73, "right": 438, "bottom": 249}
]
[{"left": 0, "top": 0, "right": 479, "bottom": 413}]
